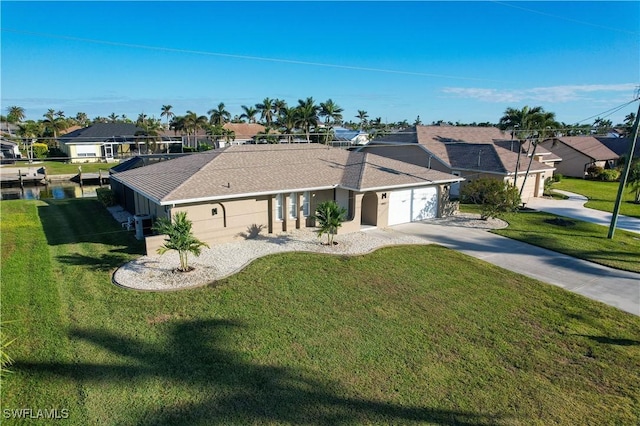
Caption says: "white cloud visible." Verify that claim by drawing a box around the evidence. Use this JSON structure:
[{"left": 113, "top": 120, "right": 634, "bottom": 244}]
[{"left": 441, "top": 83, "right": 638, "bottom": 103}]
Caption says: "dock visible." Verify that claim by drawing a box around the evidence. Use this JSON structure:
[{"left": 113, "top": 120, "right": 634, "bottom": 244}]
[
  {"left": 72, "top": 169, "right": 110, "bottom": 185},
  {"left": 0, "top": 167, "right": 47, "bottom": 187}
]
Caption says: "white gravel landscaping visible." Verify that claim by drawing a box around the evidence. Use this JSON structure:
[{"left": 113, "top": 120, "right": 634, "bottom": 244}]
[{"left": 112, "top": 213, "right": 506, "bottom": 291}]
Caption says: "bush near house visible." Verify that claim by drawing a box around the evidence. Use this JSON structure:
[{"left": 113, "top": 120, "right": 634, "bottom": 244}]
[
  {"left": 31, "top": 143, "right": 49, "bottom": 159},
  {"left": 96, "top": 188, "right": 116, "bottom": 207},
  {"left": 461, "top": 178, "right": 521, "bottom": 220}
]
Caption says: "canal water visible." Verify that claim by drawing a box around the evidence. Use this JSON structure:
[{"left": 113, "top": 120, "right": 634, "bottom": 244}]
[{"left": 0, "top": 183, "right": 105, "bottom": 200}]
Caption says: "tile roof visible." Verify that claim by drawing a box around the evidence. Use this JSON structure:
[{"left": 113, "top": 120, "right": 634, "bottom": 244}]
[
  {"left": 370, "top": 125, "right": 554, "bottom": 174},
  {"left": 112, "top": 144, "right": 461, "bottom": 205},
  {"left": 223, "top": 123, "right": 266, "bottom": 139},
  {"left": 550, "top": 136, "right": 620, "bottom": 161}
]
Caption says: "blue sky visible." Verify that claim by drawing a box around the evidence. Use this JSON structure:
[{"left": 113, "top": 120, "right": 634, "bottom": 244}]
[{"left": 2, "top": 1, "right": 639, "bottom": 126}]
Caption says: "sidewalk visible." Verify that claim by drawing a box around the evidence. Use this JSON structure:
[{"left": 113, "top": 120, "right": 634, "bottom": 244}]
[
  {"left": 386, "top": 221, "right": 640, "bottom": 316},
  {"left": 525, "top": 190, "right": 640, "bottom": 234}
]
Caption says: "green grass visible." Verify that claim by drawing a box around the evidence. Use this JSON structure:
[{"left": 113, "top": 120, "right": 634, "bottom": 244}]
[
  {"left": 13, "top": 160, "right": 115, "bottom": 175},
  {"left": 552, "top": 177, "right": 640, "bottom": 218},
  {"left": 2, "top": 199, "right": 640, "bottom": 425},
  {"left": 460, "top": 204, "right": 640, "bottom": 273}
]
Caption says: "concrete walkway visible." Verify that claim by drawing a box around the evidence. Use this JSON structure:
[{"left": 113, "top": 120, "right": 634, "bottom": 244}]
[
  {"left": 384, "top": 221, "right": 640, "bottom": 316},
  {"left": 525, "top": 190, "right": 640, "bottom": 234}
]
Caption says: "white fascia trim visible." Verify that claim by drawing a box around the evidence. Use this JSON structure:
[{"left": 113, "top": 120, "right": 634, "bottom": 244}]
[
  {"left": 160, "top": 185, "right": 337, "bottom": 206},
  {"left": 341, "top": 178, "right": 464, "bottom": 193}
]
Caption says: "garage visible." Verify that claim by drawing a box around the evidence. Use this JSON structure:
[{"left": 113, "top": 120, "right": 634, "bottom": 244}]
[{"left": 387, "top": 186, "right": 438, "bottom": 226}]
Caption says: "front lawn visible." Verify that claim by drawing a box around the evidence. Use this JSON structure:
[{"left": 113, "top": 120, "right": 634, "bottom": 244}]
[
  {"left": 460, "top": 204, "right": 640, "bottom": 273},
  {"left": 552, "top": 177, "right": 640, "bottom": 218},
  {"left": 2, "top": 199, "right": 639, "bottom": 425}
]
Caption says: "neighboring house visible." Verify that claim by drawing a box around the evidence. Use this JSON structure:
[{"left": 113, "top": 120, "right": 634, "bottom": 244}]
[
  {"left": 223, "top": 123, "right": 266, "bottom": 145},
  {"left": 360, "top": 125, "right": 557, "bottom": 203},
  {"left": 110, "top": 143, "right": 463, "bottom": 253},
  {"left": 538, "top": 136, "right": 620, "bottom": 178},
  {"left": 595, "top": 136, "right": 638, "bottom": 160},
  {"left": 0, "top": 139, "right": 21, "bottom": 163},
  {"left": 332, "top": 127, "right": 369, "bottom": 146},
  {"left": 59, "top": 123, "right": 181, "bottom": 163}
]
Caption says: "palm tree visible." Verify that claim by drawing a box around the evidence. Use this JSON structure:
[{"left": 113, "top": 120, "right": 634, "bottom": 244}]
[
  {"left": 498, "top": 105, "right": 558, "bottom": 196},
  {"left": 152, "top": 211, "right": 209, "bottom": 272},
  {"left": 17, "top": 120, "right": 43, "bottom": 160},
  {"left": 319, "top": 99, "right": 343, "bottom": 144},
  {"left": 273, "top": 99, "right": 287, "bottom": 118},
  {"left": 623, "top": 112, "right": 636, "bottom": 136},
  {"left": 240, "top": 105, "right": 258, "bottom": 123},
  {"left": 295, "top": 97, "right": 319, "bottom": 142},
  {"left": 108, "top": 113, "right": 119, "bottom": 123},
  {"left": 277, "top": 107, "right": 298, "bottom": 143},
  {"left": 208, "top": 102, "right": 231, "bottom": 126},
  {"left": 42, "top": 108, "right": 68, "bottom": 143},
  {"left": 356, "top": 110, "right": 368, "bottom": 130},
  {"left": 6, "top": 106, "right": 25, "bottom": 124},
  {"left": 136, "top": 118, "right": 163, "bottom": 153},
  {"left": 75, "top": 112, "right": 89, "bottom": 127},
  {"left": 313, "top": 200, "right": 346, "bottom": 246},
  {"left": 160, "top": 105, "right": 174, "bottom": 129},
  {"left": 256, "top": 97, "right": 275, "bottom": 127}
]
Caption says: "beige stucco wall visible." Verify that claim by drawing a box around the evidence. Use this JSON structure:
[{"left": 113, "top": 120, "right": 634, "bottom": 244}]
[
  {"left": 142, "top": 184, "right": 454, "bottom": 254},
  {"left": 66, "top": 144, "right": 101, "bottom": 163},
  {"left": 538, "top": 141, "right": 594, "bottom": 178}
]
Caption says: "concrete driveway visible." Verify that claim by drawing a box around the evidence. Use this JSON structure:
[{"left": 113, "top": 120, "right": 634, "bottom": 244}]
[
  {"left": 526, "top": 190, "right": 640, "bottom": 234},
  {"left": 385, "top": 220, "right": 640, "bottom": 317}
]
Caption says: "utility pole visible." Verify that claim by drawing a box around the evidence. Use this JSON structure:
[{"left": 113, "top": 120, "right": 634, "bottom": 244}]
[{"left": 607, "top": 97, "right": 640, "bottom": 239}]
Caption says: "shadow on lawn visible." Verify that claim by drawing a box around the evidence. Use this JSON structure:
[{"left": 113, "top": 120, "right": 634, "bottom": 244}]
[
  {"left": 37, "top": 198, "right": 144, "bottom": 255},
  {"left": 14, "top": 319, "right": 509, "bottom": 425}
]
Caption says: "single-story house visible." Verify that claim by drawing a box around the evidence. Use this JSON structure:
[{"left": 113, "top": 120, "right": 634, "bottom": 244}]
[
  {"left": 110, "top": 143, "right": 464, "bottom": 253},
  {"left": 538, "top": 136, "right": 620, "bottom": 178},
  {"left": 60, "top": 123, "right": 182, "bottom": 163},
  {"left": 360, "top": 125, "right": 557, "bottom": 203}
]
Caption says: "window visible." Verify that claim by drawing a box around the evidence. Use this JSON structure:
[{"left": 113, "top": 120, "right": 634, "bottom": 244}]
[
  {"left": 302, "top": 191, "right": 310, "bottom": 217},
  {"left": 275, "top": 193, "right": 283, "bottom": 221},
  {"left": 289, "top": 193, "right": 298, "bottom": 218},
  {"left": 76, "top": 145, "right": 97, "bottom": 157}
]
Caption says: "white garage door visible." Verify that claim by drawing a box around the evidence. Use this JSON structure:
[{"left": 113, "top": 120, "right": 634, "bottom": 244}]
[{"left": 388, "top": 187, "right": 438, "bottom": 226}]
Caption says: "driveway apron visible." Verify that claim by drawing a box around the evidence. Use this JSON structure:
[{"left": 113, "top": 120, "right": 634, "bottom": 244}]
[{"left": 385, "top": 221, "right": 640, "bottom": 316}]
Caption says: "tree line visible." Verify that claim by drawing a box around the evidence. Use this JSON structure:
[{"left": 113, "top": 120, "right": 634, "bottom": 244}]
[{"left": 4, "top": 99, "right": 636, "bottom": 148}]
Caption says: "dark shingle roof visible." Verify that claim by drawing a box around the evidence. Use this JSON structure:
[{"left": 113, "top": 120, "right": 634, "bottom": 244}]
[{"left": 60, "top": 123, "right": 145, "bottom": 143}]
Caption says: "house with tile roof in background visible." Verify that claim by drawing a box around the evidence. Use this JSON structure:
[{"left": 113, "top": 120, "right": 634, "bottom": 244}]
[
  {"left": 110, "top": 143, "right": 463, "bottom": 253},
  {"left": 358, "top": 125, "right": 558, "bottom": 204}
]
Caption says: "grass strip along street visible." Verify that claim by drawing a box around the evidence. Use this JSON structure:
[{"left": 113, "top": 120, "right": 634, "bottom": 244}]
[{"left": 1, "top": 199, "right": 639, "bottom": 424}]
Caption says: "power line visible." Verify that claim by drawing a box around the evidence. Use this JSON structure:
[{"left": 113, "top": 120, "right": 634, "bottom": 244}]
[
  {"left": 0, "top": 28, "right": 507, "bottom": 83},
  {"left": 491, "top": 1, "right": 640, "bottom": 36}
]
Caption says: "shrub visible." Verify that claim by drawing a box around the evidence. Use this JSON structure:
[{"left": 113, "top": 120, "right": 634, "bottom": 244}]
[
  {"left": 96, "top": 187, "right": 116, "bottom": 207},
  {"left": 32, "top": 143, "right": 49, "bottom": 159},
  {"left": 553, "top": 173, "right": 563, "bottom": 182},
  {"left": 461, "top": 178, "right": 521, "bottom": 220},
  {"left": 46, "top": 147, "right": 70, "bottom": 162},
  {"left": 544, "top": 177, "right": 554, "bottom": 195},
  {"left": 313, "top": 200, "right": 347, "bottom": 245},
  {"left": 599, "top": 169, "right": 620, "bottom": 182},
  {"left": 586, "top": 165, "right": 604, "bottom": 180}
]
